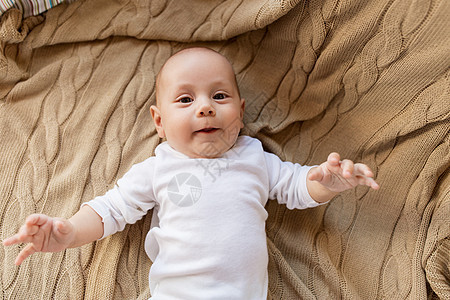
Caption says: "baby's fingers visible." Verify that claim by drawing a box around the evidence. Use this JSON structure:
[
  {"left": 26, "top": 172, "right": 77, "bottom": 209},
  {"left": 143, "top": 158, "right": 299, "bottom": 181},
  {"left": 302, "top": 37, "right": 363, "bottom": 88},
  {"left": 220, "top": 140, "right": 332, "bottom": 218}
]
[
  {"left": 3, "top": 214, "right": 48, "bottom": 246},
  {"left": 356, "top": 174, "right": 380, "bottom": 190},
  {"left": 327, "top": 152, "right": 341, "bottom": 166},
  {"left": 3, "top": 227, "right": 34, "bottom": 246},
  {"left": 3, "top": 235, "right": 38, "bottom": 266},
  {"left": 366, "top": 177, "right": 380, "bottom": 190},
  {"left": 307, "top": 167, "right": 324, "bottom": 182},
  {"left": 2, "top": 235, "right": 21, "bottom": 246},
  {"left": 14, "top": 244, "right": 37, "bottom": 266},
  {"left": 25, "top": 214, "right": 50, "bottom": 227},
  {"left": 354, "top": 163, "right": 375, "bottom": 177},
  {"left": 352, "top": 163, "right": 379, "bottom": 190},
  {"left": 341, "top": 159, "right": 355, "bottom": 178}
]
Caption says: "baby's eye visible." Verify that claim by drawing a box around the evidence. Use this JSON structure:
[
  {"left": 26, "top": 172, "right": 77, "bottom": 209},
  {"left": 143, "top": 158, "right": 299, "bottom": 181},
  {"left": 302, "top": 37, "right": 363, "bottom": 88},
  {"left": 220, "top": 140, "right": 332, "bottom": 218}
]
[
  {"left": 179, "top": 97, "right": 193, "bottom": 103},
  {"left": 213, "top": 93, "right": 226, "bottom": 100}
]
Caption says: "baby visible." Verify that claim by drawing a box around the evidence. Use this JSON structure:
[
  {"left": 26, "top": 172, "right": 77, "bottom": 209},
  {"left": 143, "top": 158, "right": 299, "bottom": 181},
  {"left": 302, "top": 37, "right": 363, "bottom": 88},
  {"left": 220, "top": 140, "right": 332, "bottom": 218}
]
[{"left": 3, "top": 47, "right": 379, "bottom": 299}]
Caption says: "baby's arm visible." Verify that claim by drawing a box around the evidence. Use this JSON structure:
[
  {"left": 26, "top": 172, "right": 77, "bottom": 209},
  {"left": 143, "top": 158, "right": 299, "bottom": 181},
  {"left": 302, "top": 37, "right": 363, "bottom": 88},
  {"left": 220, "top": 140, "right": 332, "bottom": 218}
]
[
  {"left": 306, "top": 152, "right": 379, "bottom": 203},
  {"left": 3, "top": 205, "right": 103, "bottom": 266}
]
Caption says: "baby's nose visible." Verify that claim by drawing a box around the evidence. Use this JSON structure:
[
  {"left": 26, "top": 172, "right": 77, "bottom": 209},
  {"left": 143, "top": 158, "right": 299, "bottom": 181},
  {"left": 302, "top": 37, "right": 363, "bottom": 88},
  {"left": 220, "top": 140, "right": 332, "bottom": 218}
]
[
  {"left": 199, "top": 109, "right": 215, "bottom": 116},
  {"left": 197, "top": 99, "right": 216, "bottom": 117}
]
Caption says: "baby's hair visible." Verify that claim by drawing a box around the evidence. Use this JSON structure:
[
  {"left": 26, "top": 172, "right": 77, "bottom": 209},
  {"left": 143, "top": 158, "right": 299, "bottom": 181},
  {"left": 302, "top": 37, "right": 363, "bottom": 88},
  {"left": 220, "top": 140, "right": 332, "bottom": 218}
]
[{"left": 155, "top": 47, "right": 241, "bottom": 106}]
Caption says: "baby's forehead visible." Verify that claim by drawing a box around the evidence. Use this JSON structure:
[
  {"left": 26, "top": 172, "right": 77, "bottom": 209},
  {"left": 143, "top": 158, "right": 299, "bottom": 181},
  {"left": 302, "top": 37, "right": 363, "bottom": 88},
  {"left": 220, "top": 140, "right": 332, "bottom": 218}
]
[
  {"left": 157, "top": 48, "right": 234, "bottom": 84},
  {"left": 155, "top": 48, "right": 239, "bottom": 103},
  {"left": 164, "top": 48, "right": 230, "bottom": 71}
]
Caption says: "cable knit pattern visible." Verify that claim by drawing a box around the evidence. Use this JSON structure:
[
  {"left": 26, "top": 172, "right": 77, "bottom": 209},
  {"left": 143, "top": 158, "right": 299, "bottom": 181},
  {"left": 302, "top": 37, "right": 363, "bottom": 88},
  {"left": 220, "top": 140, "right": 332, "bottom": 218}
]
[{"left": 0, "top": 0, "right": 448, "bottom": 299}]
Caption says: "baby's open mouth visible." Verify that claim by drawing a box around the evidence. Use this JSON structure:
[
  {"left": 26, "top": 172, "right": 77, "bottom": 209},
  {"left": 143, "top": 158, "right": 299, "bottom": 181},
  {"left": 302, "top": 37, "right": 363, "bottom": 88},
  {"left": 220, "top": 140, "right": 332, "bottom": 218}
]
[{"left": 196, "top": 128, "right": 219, "bottom": 133}]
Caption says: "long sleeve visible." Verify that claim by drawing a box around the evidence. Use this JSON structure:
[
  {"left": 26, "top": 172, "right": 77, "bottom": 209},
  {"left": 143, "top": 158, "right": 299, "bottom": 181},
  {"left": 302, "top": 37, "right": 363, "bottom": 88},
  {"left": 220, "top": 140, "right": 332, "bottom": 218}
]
[
  {"left": 83, "top": 157, "right": 157, "bottom": 239},
  {"left": 265, "top": 152, "right": 320, "bottom": 210}
]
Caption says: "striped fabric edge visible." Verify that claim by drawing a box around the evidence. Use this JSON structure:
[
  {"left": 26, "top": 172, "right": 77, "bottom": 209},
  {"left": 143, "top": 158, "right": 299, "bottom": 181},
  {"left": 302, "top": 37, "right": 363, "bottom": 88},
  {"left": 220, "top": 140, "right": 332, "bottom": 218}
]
[{"left": 0, "top": 0, "right": 76, "bottom": 17}]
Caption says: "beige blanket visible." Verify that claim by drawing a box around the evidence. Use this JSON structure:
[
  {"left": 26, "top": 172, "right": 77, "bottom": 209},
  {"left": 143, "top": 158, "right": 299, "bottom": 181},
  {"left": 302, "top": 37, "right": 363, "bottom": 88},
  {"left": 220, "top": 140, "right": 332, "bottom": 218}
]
[{"left": 1, "top": 0, "right": 449, "bottom": 299}]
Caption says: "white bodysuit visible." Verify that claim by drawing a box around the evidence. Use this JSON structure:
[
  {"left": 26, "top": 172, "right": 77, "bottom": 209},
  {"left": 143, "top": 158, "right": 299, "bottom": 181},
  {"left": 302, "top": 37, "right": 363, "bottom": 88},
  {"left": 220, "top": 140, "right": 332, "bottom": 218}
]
[{"left": 85, "top": 135, "right": 320, "bottom": 299}]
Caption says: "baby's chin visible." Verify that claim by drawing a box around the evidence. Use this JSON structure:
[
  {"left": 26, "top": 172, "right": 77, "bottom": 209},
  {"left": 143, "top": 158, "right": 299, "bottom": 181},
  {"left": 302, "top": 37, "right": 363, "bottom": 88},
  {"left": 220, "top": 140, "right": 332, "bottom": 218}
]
[{"left": 171, "top": 140, "right": 237, "bottom": 159}]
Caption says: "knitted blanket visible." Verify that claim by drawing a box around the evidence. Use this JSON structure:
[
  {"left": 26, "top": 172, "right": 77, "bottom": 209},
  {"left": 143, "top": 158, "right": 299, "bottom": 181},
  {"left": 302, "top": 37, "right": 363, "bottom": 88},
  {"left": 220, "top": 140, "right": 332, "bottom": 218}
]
[{"left": 1, "top": 0, "right": 448, "bottom": 299}]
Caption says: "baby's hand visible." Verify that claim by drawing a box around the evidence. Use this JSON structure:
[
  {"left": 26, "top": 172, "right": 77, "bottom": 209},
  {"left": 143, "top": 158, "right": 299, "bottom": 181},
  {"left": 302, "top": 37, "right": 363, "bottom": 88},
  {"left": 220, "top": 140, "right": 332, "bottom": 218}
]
[
  {"left": 308, "top": 152, "right": 379, "bottom": 193},
  {"left": 3, "top": 214, "right": 75, "bottom": 266}
]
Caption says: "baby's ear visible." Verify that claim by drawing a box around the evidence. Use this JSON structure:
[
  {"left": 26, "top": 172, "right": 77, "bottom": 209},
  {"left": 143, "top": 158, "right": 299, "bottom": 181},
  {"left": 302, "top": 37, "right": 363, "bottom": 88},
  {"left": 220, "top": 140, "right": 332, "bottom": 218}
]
[{"left": 150, "top": 105, "right": 166, "bottom": 138}]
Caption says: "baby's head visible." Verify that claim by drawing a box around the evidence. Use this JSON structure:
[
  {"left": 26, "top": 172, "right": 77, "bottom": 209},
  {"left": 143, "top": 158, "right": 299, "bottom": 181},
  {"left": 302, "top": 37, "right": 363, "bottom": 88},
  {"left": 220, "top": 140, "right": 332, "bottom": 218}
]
[{"left": 151, "top": 47, "right": 245, "bottom": 158}]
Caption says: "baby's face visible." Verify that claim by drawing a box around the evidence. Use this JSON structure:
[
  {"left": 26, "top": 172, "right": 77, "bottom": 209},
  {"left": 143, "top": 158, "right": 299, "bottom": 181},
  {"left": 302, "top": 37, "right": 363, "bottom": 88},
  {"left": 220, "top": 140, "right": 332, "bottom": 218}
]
[{"left": 151, "top": 48, "right": 245, "bottom": 158}]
